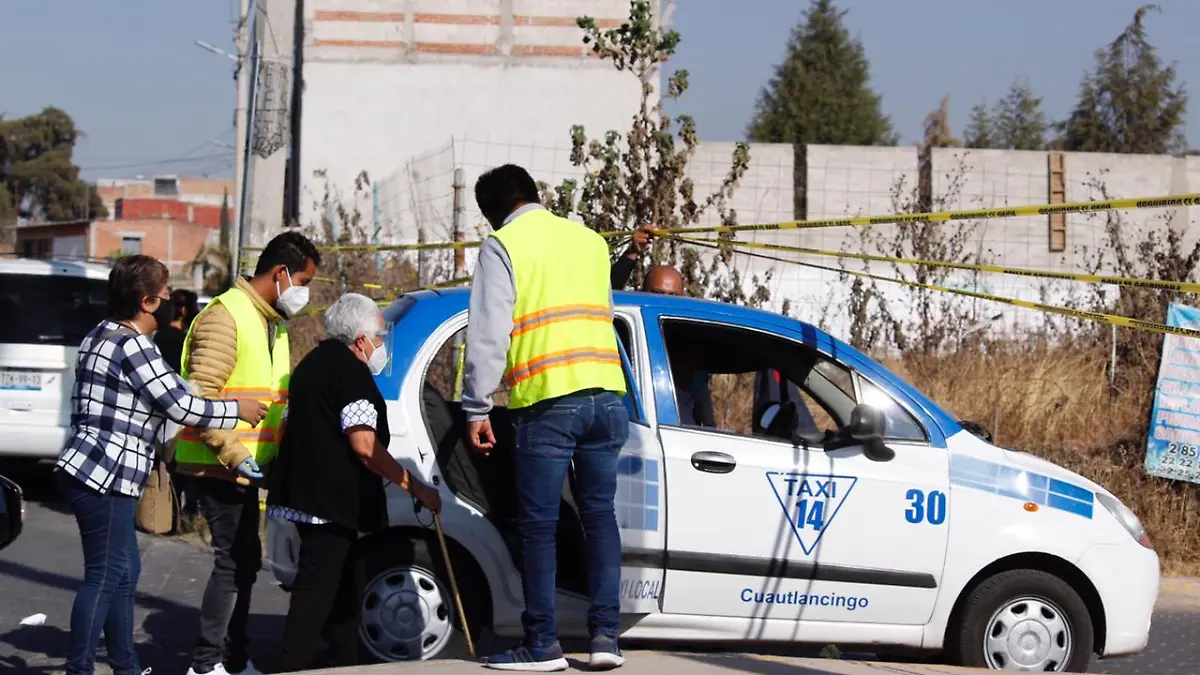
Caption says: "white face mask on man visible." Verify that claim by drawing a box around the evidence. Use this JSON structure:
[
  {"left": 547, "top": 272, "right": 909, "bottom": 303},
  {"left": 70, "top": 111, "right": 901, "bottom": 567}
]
[{"left": 275, "top": 271, "right": 310, "bottom": 318}]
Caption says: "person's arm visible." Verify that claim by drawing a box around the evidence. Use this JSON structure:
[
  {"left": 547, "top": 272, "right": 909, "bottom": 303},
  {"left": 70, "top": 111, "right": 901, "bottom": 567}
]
[
  {"left": 121, "top": 335, "right": 240, "bottom": 429},
  {"left": 461, "top": 237, "right": 516, "bottom": 422},
  {"left": 337, "top": 373, "right": 442, "bottom": 510},
  {"left": 184, "top": 305, "right": 252, "bottom": 468},
  {"left": 611, "top": 255, "right": 636, "bottom": 290}
]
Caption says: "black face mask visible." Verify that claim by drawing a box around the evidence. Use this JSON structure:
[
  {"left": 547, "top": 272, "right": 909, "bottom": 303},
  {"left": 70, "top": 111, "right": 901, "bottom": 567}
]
[{"left": 151, "top": 299, "right": 174, "bottom": 333}]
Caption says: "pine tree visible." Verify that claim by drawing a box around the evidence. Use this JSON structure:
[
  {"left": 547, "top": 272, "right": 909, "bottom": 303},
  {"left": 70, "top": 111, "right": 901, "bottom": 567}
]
[
  {"left": 746, "top": 0, "right": 896, "bottom": 217},
  {"left": 994, "top": 79, "right": 1047, "bottom": 150},
  {"left": 963, "top": 101, "right": 997, "bottom": 149},
  {"left": 1055, "top": 4, "right": 1188, "bottom": 154}
]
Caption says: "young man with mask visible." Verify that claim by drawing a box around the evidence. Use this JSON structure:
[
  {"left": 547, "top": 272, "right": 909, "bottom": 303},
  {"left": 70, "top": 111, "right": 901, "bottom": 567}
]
[{"left": 175, "top": 231, "right": 320, "bottom": 675}]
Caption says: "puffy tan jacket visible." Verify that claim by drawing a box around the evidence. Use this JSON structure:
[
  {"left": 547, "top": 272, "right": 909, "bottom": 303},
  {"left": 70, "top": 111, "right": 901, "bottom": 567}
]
[{"left": 176, "top": 277, "right": 284, "bottom": 484}]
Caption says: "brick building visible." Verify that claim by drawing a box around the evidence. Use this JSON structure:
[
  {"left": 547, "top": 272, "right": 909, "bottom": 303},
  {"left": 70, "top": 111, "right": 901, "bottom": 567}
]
[{"left": 15, "top": 175, "right": 232, "bottom": 289}]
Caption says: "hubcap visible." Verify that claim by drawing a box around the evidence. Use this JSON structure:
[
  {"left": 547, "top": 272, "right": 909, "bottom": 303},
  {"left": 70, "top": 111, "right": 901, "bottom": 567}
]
[
  {"left": 360, "top": 565, "right": 454, "bottom": 661},
  {"left": 983, "top": 596, "right": 1072, "bottom": 671}
]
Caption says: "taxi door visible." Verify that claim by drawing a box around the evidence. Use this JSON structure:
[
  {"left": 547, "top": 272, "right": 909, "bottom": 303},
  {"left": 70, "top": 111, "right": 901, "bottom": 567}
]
[
  {"left": 613, "top": 309, "right": 666, "bottom": 614},
  {"left": 645, "top": 309, "right": 951, "bottom": 629}
]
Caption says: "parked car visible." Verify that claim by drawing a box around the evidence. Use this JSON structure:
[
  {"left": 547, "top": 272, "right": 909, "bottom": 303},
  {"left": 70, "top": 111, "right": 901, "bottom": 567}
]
[
  {"left": 0, "top": 257, "right": 110, "bottom": 461},
  {"left": 0, "top": 473, "right": 24, "bottom": 551},
  {"left": 265, "top": 288, "right": 1159, "bottom": 671}
]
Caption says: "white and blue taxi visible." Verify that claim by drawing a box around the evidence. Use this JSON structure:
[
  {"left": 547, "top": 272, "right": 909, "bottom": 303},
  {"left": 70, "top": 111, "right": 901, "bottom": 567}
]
[{"left": 266, "top": 288, "right": 1159, "bottom": 671}]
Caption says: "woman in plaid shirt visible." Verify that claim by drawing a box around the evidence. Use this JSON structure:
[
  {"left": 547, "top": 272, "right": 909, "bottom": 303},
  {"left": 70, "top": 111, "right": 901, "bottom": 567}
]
[{"left": 55, "top": 255, "right": 268, "bottom": 675}]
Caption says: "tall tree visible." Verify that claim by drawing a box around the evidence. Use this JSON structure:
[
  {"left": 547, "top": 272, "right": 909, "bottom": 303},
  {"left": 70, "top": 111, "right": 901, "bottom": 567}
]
[
  {"left": 963, "top": 101, "right": 997, "bottom": 149},
  {"left": 0, "top": 107, "right": 106, "bottom": 232},
  {"left": 1055, "top": 4, "right": 1188, "bottom": 154},
  {"left": 994, "top": 79, "right": 1047, "bottom": 150},
  {"left": 746, "top": 0, "right": 896, "bottom": 218}
]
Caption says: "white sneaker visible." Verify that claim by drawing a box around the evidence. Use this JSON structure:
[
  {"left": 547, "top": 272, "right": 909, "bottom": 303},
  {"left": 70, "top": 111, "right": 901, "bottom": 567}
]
[{"left": 186, "top": 664, "right": 261, "bottom": 675}]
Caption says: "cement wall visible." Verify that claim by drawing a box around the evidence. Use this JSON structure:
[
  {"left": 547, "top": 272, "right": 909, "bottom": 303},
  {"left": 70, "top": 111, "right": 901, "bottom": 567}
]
[{"left": 793, "top": 146, "right": 1200, "bottom": 338}]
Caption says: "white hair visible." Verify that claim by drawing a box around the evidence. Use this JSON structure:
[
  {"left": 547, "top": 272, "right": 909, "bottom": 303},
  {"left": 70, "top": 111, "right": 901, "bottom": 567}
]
[{"left": 323, "top": 293, "right": 383, "bottom": 345}]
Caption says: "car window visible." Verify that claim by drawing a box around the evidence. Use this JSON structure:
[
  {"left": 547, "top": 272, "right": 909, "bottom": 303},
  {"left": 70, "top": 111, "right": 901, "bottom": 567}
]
[
  {"left": 425, "top": 319, "right": 641, "bottom": 423},
  {"left": 856, "top": 376, "right": 928, "bottom": 442},
  {"left": 0, "top": 273, "right": 107, "bottom": 347},
  {"left": 659, "top": 319, "right": 855, "bottom": 442}
]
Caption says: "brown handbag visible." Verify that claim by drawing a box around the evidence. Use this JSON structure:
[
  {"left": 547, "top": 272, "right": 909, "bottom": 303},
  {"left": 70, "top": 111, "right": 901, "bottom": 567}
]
[{"left": 136, "top": 458, "right": 179, "bottom": 535}]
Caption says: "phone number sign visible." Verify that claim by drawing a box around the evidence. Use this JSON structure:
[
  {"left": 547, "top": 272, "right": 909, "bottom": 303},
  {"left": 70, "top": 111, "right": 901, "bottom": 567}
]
[{"left": 1146, "top": 302, "right": 1200, "bottom": 483}]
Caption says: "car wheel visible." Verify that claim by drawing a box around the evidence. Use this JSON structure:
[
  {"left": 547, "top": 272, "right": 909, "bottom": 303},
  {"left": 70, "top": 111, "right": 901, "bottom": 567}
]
[
  {"left": 947, "top": 569, "right": 1093, "bottom": 672},
  {"left": 355, "top": 530, "right": 489, "bottom": 663}
]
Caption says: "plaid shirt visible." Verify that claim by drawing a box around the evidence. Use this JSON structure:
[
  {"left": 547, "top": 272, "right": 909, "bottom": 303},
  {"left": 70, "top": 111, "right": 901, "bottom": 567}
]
[{"left": 56, "top": 319, "right": 240, "bottom": 497}]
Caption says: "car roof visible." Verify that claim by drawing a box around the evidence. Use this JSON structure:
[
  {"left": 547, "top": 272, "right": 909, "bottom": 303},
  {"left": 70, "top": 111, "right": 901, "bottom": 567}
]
[
  {"left": 381, "top": 286, "right": 962, "bottom": 440},
  {"left": 0, "top": 257, "right": 111, "bottom": 280}
]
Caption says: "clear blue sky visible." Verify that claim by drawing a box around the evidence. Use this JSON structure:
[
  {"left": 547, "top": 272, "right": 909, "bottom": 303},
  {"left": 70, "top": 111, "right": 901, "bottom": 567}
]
[{"left": 1, "top": 1, "right": 1195, "bottom": 181}]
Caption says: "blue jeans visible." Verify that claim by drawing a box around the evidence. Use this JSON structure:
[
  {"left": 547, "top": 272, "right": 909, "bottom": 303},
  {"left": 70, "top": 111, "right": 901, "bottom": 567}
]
[
  {"left": 58, "top": 471, "right": 142, "bottom": 675},
  {"left": 512, "top": 389, "right": 630, "bottom": 649}
]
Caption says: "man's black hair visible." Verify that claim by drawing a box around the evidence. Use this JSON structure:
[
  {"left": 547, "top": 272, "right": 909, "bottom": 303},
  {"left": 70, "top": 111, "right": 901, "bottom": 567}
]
[
  {"left": 475, "top": 164, "right": 541, "bottom": 227},
  {"left": 253, "top": 231, "right": 322, "bottom": 276}
]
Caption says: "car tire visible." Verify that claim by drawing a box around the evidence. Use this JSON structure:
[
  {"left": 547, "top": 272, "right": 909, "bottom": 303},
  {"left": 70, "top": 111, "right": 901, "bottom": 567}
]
[
  {"left": 354, "top": 528, "right": 490, "bottom": 663},
  {"left": 947, "top": 569, "right": 1093, "bottom": 672}
]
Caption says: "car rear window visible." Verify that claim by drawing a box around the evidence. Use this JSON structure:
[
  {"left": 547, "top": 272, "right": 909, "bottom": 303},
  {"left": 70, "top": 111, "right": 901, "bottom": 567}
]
[{"left": 0, "top": 273, "right": 108, "bottom": 347}]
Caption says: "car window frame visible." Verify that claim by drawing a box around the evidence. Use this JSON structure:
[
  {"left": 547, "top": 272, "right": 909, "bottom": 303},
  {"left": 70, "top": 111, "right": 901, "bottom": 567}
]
[
  {"left": 852, "top": 371, "right": 931, "bottom": 445},
  {"left": 652, "top": 315, "right": 858, "bottom": 448},
  {"left": 413, "top": 310, "right": 651, "bottom": 427}
]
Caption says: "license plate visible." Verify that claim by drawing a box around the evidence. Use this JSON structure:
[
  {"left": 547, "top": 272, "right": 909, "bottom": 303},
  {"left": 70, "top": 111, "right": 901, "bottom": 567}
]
[{"left": 0, "top": 370, "right": 42, "bottom": 391}]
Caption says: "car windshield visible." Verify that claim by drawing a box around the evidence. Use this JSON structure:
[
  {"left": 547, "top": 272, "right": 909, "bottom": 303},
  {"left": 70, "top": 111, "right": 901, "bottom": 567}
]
[{"left": 0, "top": 273, "right": 108, "bottom": 346}]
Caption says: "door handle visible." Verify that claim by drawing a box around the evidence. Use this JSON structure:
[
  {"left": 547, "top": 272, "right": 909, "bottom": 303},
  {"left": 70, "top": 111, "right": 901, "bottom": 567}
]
[{"left": 691, "top": 451, "right": 736, "bottom": 474}]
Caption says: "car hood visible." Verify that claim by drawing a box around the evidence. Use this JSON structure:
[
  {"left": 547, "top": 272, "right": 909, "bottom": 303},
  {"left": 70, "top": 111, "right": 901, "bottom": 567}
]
[{"left": 1002, "top": 448, "right": 1110, "bottom": 498}]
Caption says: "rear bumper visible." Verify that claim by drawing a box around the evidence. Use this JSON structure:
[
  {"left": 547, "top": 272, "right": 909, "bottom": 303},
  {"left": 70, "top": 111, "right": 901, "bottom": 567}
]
[
  {"left": 1077, "top": 541, "right": 1159, "bottom": 657},
  {"left": 0, "top": 424, "right": 67, "bottom": 458}
]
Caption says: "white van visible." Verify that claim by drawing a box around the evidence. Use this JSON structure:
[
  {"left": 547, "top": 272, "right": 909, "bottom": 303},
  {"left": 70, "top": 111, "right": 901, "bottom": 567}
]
[{"left": 0, "top": 257, "right": 110, "bottom": 460}]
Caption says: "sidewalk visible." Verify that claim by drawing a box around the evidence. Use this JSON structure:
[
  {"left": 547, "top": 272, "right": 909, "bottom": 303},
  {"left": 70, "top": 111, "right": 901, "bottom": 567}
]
[{"left": 285, "top": 653, "right": 1073, "bottom": 675}]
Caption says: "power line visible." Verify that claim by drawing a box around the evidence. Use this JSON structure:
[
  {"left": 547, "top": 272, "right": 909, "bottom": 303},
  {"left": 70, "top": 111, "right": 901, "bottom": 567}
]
[{"left": 81, "top": 154, "right": 232, "bottom": 172}]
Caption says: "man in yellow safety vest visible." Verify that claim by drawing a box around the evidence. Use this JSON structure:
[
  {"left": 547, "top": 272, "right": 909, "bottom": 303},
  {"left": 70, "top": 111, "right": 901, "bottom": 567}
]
[
  {"left": 463, "top": 164, "right": 629, "bottom": 672},
  {"left": 175, "top": 231, "right": 320, "bottom": 675}
]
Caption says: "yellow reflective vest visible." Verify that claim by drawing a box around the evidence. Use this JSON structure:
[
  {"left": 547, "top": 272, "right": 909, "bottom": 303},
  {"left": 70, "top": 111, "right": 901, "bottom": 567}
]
[
  {"left": 174, "top": 286, "right": 290, "bottom": 467},
  {"left": 491, "top": 207, "right": 626, "bottom": 409}
]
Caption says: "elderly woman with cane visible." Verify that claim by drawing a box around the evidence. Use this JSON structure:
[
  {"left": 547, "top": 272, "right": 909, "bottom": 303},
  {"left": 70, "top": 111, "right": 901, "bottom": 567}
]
[{"left": 266, "top": 292, "right": 443, "bottom": 671}]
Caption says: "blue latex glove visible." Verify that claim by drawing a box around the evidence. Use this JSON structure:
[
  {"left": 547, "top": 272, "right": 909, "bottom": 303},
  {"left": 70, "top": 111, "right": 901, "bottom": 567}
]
[{"left": 236, "top": 457, "right": 263, "bottom": 480}]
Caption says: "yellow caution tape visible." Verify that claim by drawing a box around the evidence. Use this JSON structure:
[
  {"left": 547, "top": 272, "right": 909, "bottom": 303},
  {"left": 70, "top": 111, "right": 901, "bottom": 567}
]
[
  {"left": 716, "top": 239, "right": 1200, "bottom": 294},
  {"left": 661, "top": 193, "right": 1200, "bottom": 236},
  {"left": 313, "top": 275, "right": 471, "bottom": 292},
  {"left": 670, "top": 235, "right": 1200, "bottom": 340},
  {"left": 240, "top": 192, "right": 1199, "bottom": 254}
]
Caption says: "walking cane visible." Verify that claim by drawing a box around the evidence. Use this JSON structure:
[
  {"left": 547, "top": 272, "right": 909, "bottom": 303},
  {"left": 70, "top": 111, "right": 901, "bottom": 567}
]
[{"left": 433, "top": 511, "right": 477, "bottom": 659}]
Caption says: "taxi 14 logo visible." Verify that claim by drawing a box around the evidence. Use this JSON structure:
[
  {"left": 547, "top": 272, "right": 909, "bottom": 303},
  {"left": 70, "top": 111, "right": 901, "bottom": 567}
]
[{"left": 767, "top": 472, "right": 858, "bottom": 556}]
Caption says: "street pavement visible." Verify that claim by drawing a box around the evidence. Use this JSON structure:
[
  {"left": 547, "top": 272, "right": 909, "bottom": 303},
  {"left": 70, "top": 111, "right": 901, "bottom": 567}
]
[{"left": 0, "top": 464, "right": 1197, "bottom": 675}]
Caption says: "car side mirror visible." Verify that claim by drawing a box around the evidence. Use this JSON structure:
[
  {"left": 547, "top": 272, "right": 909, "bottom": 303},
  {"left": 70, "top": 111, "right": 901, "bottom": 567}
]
[
  {"left": 826, "top": 404, "right": 895, "bottom": 462},
  {"left": 0, "top": 474, "right": 24, "bottom": 552}
]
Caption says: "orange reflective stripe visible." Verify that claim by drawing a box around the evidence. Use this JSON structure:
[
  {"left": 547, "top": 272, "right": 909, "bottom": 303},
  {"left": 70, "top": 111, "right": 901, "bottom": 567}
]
[
  {"left": 510, "top": 304, "right": 613, "bottom": 338},
  {"left": 504, "top": 347, "right": 620, "bottom": 388},
  {"left": 177, "top": 428, "right": 281, "bottom": 443},
  {"left": 217, "top": 387, "right": 288, "bottom": 404}
]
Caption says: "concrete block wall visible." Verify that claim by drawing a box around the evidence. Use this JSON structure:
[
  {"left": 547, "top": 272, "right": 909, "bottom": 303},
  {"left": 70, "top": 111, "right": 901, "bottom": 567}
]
[{"left": 800, "top": 145, "right": 1200, "bottom": 339}]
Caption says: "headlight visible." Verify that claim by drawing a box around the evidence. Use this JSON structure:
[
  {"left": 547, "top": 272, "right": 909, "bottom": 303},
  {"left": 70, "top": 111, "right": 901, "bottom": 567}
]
[{"left": 1095, "top": 492, "right": 1152, "bottom": 549}]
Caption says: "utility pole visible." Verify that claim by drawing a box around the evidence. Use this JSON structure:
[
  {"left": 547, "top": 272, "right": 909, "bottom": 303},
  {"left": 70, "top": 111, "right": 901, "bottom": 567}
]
[
  {"left": 230, "top": 0, "right": 254, "bottom": 284},
  {"left": 452, "top": 168, "right": 466, "bottom": 278}
]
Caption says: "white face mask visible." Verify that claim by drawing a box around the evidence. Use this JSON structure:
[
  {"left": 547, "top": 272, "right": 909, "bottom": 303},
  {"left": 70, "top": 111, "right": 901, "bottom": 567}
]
[
  {"left": 365, "top": 337, "right": 389, "bottom": 376},
  {"left": 275, "top": 272, "right": 309, "bottom": 318}
]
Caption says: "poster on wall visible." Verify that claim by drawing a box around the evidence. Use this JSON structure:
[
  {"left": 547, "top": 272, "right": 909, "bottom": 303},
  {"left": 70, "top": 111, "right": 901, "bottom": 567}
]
[{"left": 1145, "top": 302, "right": 1200, "bottom": 483}]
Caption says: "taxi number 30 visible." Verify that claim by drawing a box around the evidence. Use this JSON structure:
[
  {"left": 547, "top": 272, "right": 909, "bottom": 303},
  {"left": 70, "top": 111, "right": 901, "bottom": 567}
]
[{"left": 905, "top": 489, "right": 947, "bottom": 525}]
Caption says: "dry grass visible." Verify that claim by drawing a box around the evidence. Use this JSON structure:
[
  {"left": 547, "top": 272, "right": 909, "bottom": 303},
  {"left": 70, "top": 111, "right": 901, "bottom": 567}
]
[{"left": 887, "top": 343, "right": 1200, "bottom": 574}]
